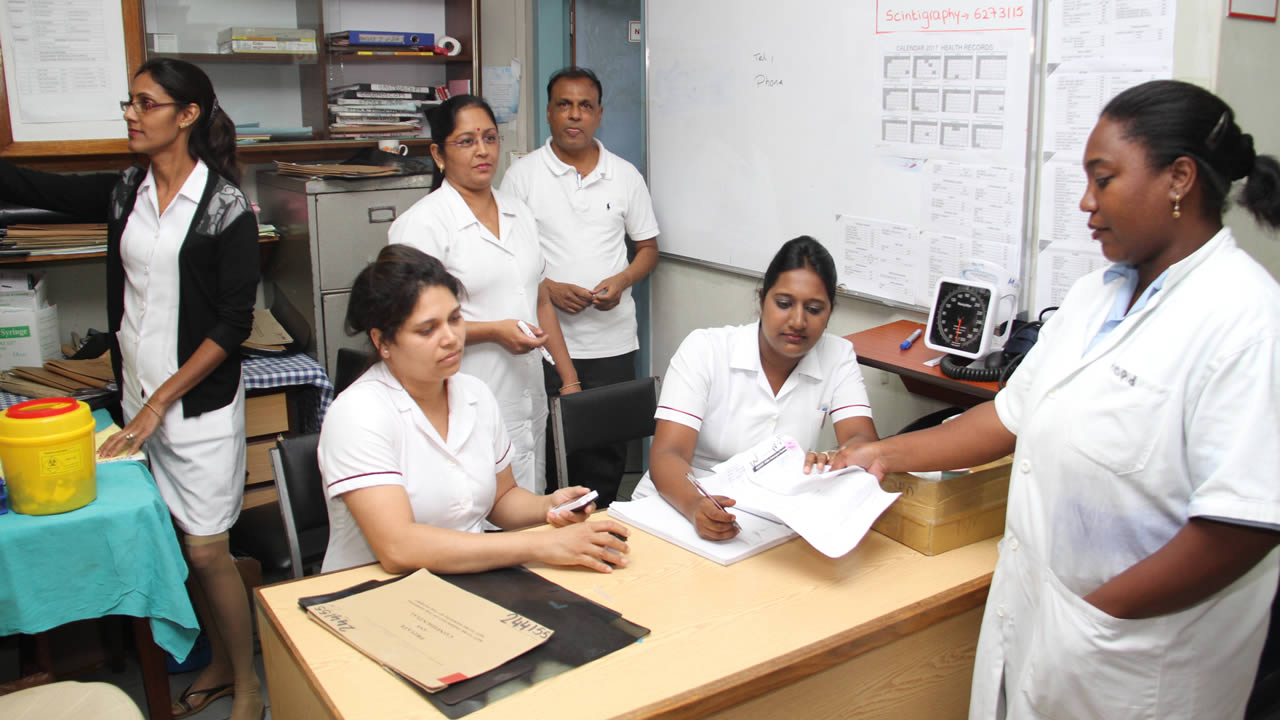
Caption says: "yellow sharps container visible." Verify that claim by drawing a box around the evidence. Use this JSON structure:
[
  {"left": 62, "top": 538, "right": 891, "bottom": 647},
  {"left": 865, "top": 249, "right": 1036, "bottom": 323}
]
[{"left": 0, "top": 398, "right": 97, "bottom": 515}]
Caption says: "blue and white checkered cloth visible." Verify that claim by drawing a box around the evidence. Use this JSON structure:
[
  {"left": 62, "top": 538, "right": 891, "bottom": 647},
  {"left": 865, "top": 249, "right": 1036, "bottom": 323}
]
[{"left": 1, "top": 353, "right": 334, "bottom": 432}]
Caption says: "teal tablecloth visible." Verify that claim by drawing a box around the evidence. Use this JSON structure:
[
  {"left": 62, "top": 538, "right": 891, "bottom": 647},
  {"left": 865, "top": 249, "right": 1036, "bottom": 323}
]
[{"left": 0, "top": 413, "right": 199, "bottom": 661}]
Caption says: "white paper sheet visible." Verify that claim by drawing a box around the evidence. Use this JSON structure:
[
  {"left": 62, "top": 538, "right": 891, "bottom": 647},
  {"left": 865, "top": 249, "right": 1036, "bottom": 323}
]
[
  {"left": 0, "top": 0, "right": 129, "bottom": 140},
  {"left": 700, "top": 436, "right": 901, "bottom": 559}
]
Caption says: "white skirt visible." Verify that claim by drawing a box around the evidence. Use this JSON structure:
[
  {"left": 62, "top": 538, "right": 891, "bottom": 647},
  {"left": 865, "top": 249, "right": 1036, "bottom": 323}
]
[{"left": 124, "top": 381, "right": 247, "bottom": 536}]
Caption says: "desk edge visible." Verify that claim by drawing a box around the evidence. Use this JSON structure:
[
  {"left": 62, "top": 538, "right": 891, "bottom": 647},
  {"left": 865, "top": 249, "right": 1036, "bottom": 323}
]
[{"left": 617, "top": 571, "right": 993, "bottom": 720}]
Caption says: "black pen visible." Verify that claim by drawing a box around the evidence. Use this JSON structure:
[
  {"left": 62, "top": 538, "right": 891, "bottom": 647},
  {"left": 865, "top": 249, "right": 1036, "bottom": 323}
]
[
  {"left": 751, "top": 444, "right": 787, "bottom": 472},
  {"left": 687, "top": 472, "right": 741, "bottom": 531}
]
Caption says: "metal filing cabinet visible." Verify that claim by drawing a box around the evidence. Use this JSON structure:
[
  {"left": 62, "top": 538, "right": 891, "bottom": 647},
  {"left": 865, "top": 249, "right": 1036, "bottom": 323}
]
[{"left": 256, "top": 171, "right": 435, "bottom": 374}]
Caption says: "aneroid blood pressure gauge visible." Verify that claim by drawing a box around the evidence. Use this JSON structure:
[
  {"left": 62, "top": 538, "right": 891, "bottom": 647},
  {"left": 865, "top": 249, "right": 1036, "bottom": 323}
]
[{"left": 926, "top": 276, "right": 1012, "bottom": 361}]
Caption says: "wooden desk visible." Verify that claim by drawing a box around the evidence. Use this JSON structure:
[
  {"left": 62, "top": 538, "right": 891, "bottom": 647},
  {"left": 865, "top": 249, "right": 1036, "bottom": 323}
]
[
  {"left": 256, "top": 527, "right": 998, "bottom": 719},
  {"left": 846, "top": 320, "right": 999, "bottom": 407}
]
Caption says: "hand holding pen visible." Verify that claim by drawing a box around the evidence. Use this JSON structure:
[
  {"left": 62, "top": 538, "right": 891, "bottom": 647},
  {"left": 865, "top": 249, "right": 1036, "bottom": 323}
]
[{"left": 686, "top": 472, "right": 741, "bottom": 541}]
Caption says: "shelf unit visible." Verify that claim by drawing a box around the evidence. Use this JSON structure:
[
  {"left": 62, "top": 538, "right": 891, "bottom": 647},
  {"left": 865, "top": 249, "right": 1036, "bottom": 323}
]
[{"left": 0, "top": 0, "right": 480, "bottom": 171}]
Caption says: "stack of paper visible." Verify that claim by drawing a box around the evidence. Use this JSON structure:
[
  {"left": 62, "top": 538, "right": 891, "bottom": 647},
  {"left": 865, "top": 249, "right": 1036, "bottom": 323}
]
[
  {"left": 699, "top": 436, "right": 901, "bottom": 558},
  {"left": 241, "top": 309, "right": 293, "bottom": 355},
  {"left": 0, "top": 352, "right": 115, "bottom": 403},
  {"left": 611, "top": 435, "right": 901, "bottom": 563},
  {"left": 608, "top": 495, "right": 796, "bottom": 566},
  {"left": 0, "top": 223, "right": 107, "bottom": 256},
  {"left": 273, "top": 161, "right": 399, "bottom": 179}
]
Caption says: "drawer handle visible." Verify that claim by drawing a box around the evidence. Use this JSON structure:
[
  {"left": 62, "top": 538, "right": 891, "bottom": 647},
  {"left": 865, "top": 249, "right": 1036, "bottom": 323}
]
[{"left": 368, "top": 205, "right": 397, "bottom": 223}]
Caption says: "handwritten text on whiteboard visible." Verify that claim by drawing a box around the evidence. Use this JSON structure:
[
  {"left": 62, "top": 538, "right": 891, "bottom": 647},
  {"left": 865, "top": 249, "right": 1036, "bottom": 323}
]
[{"left": 877, "top": 0, "right": 1030, "bottom": 33}]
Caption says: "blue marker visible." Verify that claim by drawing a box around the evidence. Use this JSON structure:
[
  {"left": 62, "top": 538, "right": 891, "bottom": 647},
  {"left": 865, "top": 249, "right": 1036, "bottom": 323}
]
[{"left": 899, "top": 328, "right": 923, "bottom": 350}]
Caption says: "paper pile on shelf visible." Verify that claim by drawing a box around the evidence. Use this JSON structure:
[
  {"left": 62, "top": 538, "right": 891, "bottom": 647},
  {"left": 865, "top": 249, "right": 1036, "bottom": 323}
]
[
  {"left": 218, "top": 27, "right": 317, "bottom": 55},
  {"left": 0, "top": 224, "right": 107, "bottom": 257},
  {"left": 273, "top": 162, "right": 399, "bottom": 179},
  {"left": 327, "top": 83, "right": 439, "bottom": 139}
]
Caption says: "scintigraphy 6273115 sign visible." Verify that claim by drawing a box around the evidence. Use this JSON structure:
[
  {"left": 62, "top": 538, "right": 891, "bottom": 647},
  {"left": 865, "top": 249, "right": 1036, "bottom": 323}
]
[{"left": 877, "top": 0, "right": 1031, "bottom": 33}]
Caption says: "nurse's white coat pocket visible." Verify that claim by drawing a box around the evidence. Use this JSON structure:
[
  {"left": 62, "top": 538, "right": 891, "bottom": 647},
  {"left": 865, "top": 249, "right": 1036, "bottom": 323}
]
[
  {"left": 1021, "top": 570, "right": 1165, "bottom": 719},
  {"left": 1066, "top": 367, "right": 1168, "bottom": 475}
]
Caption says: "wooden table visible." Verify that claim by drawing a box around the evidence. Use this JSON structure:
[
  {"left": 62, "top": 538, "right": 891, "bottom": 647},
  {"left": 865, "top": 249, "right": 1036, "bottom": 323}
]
[
  {"left": 846, "top": 319, "right": 999, "bottom": 407},
  {"left": 256, "top": 524, "right": 998, "bottom": 719}
]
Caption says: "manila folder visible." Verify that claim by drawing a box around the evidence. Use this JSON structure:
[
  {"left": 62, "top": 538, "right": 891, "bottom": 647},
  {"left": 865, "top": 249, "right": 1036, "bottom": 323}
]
[{"left": 305, "top": 569, "right": 553, "bottom": 692}]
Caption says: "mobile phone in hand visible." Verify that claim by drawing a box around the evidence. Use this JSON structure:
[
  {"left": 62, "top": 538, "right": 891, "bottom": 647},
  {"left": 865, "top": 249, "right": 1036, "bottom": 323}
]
[{"left": 551, "top": 489, "right": 599, "bottom": 514}]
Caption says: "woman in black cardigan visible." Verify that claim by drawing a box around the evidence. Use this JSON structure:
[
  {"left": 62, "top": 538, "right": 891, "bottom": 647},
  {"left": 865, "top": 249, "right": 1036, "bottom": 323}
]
[{"left": 0, "top": 59, "right": 262, "bottom": 719}]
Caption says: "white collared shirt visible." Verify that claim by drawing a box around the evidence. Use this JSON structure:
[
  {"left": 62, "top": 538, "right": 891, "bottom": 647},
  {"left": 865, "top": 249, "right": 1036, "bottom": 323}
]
[
  {"left": 502, "top": 138, "right": 659, "bottom": 358},
  {"left": 319, "top": 363, "right": 513, "bottom": 573},
  {"left": 388, "top": 180, "right": 545, "bottom": 409},
  {"left": 387, "top": 179, "right": 549, "bottom": 492},
  {"left": 117, "top": 160, "right": 208, "bottom": 402},
  {"left": 654, "top": 323, "right": 872, "bottom": 474}
]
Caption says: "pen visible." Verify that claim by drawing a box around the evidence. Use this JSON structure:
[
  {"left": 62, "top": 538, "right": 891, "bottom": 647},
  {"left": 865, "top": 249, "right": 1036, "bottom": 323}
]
[
  {"left": 516, "top": 320, "right": 556, "bottom": 365},
  {"left": 687, "top": 472, "right": 741, "bottom": 531},
  {"left": 899, "top": 328, "right": 923, "bottom": 350},
  {"left": 751, "top": 443, "right": 787, "bottom": 472}
]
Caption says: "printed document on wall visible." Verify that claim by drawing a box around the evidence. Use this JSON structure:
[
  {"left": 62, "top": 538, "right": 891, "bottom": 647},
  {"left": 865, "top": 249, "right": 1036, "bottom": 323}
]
[
  {"left": 835, "top": 215, "right": 925, "bottom": 308},
  {"left": 0, "top": 0, "right": 129, "bottom": 141},
  {"left": 875, "top": 30, "right": 1030, "bottom": 167}
]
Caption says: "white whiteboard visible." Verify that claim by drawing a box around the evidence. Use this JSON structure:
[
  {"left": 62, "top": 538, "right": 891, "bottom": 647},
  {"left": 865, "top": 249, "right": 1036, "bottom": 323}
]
[{"left": 645, "top": 0, "right": 1037, "bottom": 310}]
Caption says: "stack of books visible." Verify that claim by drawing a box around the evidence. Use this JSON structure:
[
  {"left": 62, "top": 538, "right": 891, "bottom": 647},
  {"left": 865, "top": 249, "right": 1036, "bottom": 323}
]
[
  {"left": 326, "top": 30, "right": 436, "bottom": 57},
  {"left": 218, "top": 27, "right": 317, "bottom": 55},
  {"left": 327, "top": 83, "right": 439, "bottom": 139}
]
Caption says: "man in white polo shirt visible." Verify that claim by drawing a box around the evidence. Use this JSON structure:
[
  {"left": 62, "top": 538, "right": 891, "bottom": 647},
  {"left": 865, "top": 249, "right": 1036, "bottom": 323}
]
[{"left": 502, "top": 66, "right": 660, "bottom": 507}]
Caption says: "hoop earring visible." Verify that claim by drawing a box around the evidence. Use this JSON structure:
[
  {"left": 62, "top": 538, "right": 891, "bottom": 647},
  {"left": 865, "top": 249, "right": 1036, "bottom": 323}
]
[{"left": 1172, "top": 196, "right": 1181, "bottom": 219}]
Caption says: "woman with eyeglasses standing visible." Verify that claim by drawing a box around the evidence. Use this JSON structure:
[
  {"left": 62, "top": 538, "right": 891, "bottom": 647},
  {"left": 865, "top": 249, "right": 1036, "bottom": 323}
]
[
  {"left": 0, "top": 58, "right": 262, "bottom": 720},
  {"left": 389, "top": 95, "right": 580, "bottom": 495}
]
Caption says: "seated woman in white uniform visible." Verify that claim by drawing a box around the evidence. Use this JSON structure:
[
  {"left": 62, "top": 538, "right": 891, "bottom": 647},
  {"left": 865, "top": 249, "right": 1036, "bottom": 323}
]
[
  {"left": 319, "top": 244, "right": 629, "bottom": 575},
  {"left": 388, "top": 95, "right": 581, "bottom": 495},
  {"left": 638, "top": 236, "right": 880, "bottom": 540},
  {"left": 846, "top": 80, "right": 1280, "bottom": 719}
]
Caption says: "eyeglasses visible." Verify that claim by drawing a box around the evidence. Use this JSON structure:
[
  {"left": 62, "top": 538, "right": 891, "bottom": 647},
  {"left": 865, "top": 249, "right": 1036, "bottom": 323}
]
[
  {"left": 439, "top": 133, "right": 501, "bottom": 150},
  {"left": 119, "top": 99, "right": 181, "bottom": 114}
]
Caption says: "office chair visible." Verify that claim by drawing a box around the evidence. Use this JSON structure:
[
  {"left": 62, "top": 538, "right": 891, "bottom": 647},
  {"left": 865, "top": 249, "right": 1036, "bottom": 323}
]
[
  {"left": 271, "top": 432, "right": 330, "bottom": 578},
  {"left": 334, "top": 347, "right": 372, "bottom": 396},
  {"left": 550, "top": 376, "right": 661, "bottom": 493}
]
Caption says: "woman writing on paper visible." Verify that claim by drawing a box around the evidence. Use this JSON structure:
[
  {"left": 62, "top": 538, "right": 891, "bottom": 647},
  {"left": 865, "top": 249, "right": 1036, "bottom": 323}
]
[
  {"left": 637, "top": 236, "right": 880, "bottom": 540},
  {"left": 0, "top": 59, "right": 263, "bottom": 720},
  {"left": 319, "top": 244, "right": 629, "bottom": 575},
  {"left": 845, "top": 80, "right": 1280, "bottom": 718},
  {"left": 388, "top": 95, "right": 580, "bottom": 495}
]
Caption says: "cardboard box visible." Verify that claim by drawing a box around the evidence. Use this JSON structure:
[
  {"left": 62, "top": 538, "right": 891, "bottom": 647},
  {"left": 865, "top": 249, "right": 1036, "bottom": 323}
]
[
  {"left": 873, "top": 456, "right": 1012, "bottom": 555},
  {"left": 0, "top": 270, "right": 48, "bottom": 311},
  {"left": 0, "top": 305, "right": 60, "bottom": 370}
]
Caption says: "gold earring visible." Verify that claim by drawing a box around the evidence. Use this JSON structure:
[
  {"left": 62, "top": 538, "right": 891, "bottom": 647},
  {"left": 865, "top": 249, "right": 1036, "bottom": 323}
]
[{"left": 1172, "top": 196, "right": 1181, "bottom": 219}]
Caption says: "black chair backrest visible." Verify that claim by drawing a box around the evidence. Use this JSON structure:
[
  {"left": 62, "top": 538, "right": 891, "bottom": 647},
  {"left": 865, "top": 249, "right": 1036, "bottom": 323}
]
[
  {"left": 273, "top": 432, "right": 328, "bottom": 577},
  {"left": 551, "top": 378, "right": 660, "bottom": 491},
  {"left": 334, "top": 348, "right": 372, "bottom": 395}
]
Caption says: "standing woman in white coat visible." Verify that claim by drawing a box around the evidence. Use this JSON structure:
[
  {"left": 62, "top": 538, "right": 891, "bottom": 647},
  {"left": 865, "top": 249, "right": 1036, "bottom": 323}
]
[
  {"left": 0, "top": 59, "right": 263, "bottom": 720},
  {"left": 843, "top": 80, "right": 1280, "bottom": 719},
  {"left": 389, "top": 95, "right": 581, "bottom": 494}
]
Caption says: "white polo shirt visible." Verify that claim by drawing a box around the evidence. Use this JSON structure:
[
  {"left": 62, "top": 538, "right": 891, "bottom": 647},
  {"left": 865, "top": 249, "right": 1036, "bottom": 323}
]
[
  {"left": 319, "top": 363, "right": 513, "bottom": 573},
  {"left": 632, "top": 324, "right": 873, "bottom": 498},
  {"left": 502, "top": 138, "right": 659, "bottom": 359},
  {"left": 388, "top": 179, "right": 549, "bottom": 492}
]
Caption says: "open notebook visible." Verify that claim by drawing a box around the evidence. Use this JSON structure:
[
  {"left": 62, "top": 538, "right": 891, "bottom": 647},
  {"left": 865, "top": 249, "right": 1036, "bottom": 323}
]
[{"left": 608, "top": 494, "right": 797, "bottom": 566}]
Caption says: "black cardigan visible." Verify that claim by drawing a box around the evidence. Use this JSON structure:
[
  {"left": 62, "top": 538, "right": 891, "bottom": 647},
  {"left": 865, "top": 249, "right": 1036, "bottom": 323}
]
[{"left": 0, "top": 160, "right": 259, "bottom": 418}]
